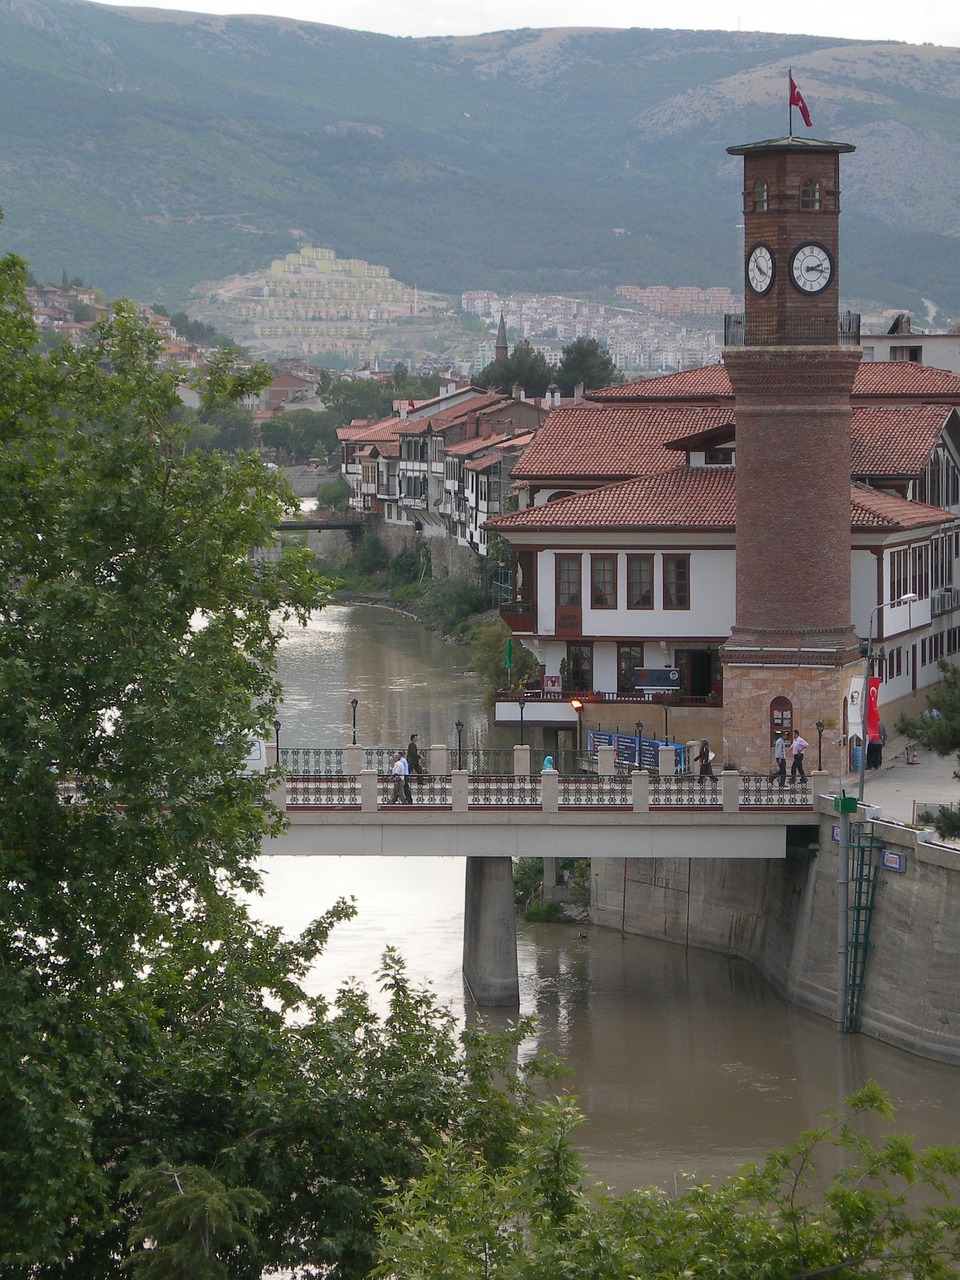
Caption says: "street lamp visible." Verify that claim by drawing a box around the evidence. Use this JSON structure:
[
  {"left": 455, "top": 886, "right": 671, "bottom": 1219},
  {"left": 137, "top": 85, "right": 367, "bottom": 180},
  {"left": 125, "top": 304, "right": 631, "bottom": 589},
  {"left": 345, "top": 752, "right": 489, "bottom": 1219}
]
[
  {"left": 857, "top": 592, "right": 917, "bottom": 800},
  {"left": 635, "top": 720, "right": 644, "bottom": 767},
  {"left": 570, "top": 698, "right": 584, "bottom": 755},
  {"left": 518, "top": 695, "right": 526, "bottom": 745},
  {"left": 815, "top": 719, "right": 825, "bottom": 771},
  {"left": 350, "top": 697, "right": 358, "bottom": 745},
  {"left": 455, "top": 719, "right": 464, "bottom": 771},
  {"left": 273, "top": 718, "right": 281, "bottom": 764}
]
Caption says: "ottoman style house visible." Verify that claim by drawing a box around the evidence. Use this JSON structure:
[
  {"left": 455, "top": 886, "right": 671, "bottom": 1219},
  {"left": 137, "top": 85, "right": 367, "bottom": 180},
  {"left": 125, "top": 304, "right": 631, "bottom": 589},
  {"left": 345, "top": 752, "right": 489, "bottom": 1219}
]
[{"left": 490, "top": 133, "right": 960, "bottom": 774}]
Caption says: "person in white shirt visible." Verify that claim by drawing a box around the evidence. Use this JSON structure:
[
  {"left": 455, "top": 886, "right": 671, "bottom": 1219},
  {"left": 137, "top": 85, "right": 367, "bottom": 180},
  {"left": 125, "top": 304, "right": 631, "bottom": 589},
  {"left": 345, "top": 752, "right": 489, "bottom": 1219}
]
[
  {"left": 790, "top": 730, "right": 809, "bottom": 780},
  {"left": 390, "top": 751, "right": 410, "bottom": 804},
  {"left": 774, "top": 732, "right": 787, "bottom": 789}
]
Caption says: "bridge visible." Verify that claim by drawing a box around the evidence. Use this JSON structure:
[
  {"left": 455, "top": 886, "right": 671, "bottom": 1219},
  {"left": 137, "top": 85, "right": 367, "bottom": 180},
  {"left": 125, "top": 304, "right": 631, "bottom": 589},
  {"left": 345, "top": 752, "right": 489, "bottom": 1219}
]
[
  {"left": 276, "top": 511, "right": 367, "bottom": 532},
  {"left": 263, "top": 743, "right": 820, "bottom": 1005}
]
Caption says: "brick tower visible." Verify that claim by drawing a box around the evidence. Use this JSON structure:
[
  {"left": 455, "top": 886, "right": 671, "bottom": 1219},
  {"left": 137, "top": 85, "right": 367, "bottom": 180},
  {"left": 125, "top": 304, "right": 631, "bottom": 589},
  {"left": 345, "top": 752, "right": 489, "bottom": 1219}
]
[{"left": 721, "top": 137, "right": 862, "bottom": 772}]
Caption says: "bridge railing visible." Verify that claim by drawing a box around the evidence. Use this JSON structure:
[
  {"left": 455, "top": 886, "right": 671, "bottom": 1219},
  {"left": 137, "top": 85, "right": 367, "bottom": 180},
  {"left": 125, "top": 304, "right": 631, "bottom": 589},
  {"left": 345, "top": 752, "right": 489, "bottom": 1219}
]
[
  {"left": 280, "top": 769, "right": 817, "bottom": 812},
  {"left": 740, "top": 773, "right": 810, "bottom": 806}
]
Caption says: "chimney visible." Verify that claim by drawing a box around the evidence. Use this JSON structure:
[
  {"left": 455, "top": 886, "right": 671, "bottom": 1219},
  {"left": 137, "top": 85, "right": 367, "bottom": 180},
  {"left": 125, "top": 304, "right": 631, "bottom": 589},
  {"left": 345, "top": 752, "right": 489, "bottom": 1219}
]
[
  {"left": 574, "top": 382, "right": 584, "bottom": 404},
  {"left": 468, "top": 411, "right": 478, "bottom": 438}
]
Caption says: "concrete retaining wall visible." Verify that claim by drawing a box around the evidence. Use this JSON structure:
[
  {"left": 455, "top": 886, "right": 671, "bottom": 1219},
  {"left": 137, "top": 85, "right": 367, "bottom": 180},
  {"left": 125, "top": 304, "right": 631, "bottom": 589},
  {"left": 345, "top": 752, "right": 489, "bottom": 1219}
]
[{"left": 592, "top": 805, "right": 960, "bottom": 1064}]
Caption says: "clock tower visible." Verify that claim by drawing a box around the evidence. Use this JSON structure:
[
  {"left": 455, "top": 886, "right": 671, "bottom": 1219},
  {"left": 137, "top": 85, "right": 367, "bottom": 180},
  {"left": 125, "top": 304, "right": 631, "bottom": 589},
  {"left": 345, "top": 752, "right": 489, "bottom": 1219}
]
[{"left": 721, "top": 136, "right": 862, "bottom": 772}]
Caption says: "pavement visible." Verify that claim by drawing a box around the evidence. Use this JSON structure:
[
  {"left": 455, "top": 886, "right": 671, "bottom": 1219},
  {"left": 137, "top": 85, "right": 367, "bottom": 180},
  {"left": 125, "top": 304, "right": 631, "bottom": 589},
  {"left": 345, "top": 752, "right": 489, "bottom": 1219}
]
[{"left": 833, "top": 733, "right": 959, "bottom": 827}]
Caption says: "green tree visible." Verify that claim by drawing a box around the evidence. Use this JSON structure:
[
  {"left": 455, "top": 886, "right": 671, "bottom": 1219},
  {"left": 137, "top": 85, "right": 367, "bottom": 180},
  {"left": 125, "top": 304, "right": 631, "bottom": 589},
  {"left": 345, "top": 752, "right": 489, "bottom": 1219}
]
[
  {"left": 556, "top": 335, "right": 624, "bottom": 395},
  {"left": 476, "top": 340, "right": 552, "bottom": 398},
  {"left": 0, "top": 243, "right": 327, "bottom": 1270},
  {"left": 0, "top": 242, "right": 560, "bottom": 1277},
  {"left": 896, "top": 657, "right": 960, "bottom": 837},
  {"left": 376, "top": 1084, "right": 960, "bottom": 1280}
]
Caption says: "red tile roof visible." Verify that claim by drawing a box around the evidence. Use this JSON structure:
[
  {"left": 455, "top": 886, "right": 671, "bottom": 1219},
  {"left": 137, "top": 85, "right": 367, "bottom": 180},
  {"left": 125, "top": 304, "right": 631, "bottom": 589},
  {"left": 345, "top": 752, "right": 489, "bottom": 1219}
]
[
  {"left": 398, "top": 393, "right": 507, "bottom": 436},
  {"left": 851, "top": 406, "right": 955, "bottom": 477},
  {"left": 490, "top": 467, "right": 737, "bottom": 532},
  {"left": 588, "top": 361, "right": 960, "bottom": 406},
  {"left": 488, "top": 469, "right": 954, "bottom": 535},
  {"left": 850, "top": 484, "right": 955, "bottom": 530},
  {"left": 511, "top": 406, "right": 736, "bottom": 482}
]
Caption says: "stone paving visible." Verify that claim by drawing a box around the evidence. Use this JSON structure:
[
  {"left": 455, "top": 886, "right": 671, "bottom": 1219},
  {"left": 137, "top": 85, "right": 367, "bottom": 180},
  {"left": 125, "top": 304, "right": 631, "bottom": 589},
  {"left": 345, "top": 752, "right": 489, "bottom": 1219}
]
[{"left": 840, "top": 733, "right": 959, "bottom": 827}]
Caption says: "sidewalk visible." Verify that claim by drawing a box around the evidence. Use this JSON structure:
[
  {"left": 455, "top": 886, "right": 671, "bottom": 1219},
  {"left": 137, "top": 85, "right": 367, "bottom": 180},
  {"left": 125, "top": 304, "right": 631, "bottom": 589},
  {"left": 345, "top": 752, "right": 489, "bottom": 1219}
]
[{"left": 835, "top": 733, "right": 959, "bottom": 827}]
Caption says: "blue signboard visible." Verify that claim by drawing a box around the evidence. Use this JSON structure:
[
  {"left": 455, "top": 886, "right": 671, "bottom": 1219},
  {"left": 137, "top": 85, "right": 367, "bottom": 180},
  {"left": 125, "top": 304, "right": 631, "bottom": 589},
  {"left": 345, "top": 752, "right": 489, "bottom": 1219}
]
[{"left": 634, "top": 668, "right": 681, "bottom": 690}]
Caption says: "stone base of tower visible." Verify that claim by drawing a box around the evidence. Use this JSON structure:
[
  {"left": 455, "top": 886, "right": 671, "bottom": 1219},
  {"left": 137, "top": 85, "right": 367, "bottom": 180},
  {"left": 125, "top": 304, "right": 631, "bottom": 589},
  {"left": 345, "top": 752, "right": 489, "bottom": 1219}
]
[{"left": 720, "top": 657, "right": 862, "bottom": 777}]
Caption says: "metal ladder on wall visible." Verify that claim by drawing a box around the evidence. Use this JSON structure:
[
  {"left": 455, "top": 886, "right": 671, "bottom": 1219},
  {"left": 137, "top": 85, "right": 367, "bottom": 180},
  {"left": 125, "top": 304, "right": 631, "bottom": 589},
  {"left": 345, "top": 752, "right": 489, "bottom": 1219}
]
[{"left": 844, "top": 820, "right": 883, "bottom": 1032}]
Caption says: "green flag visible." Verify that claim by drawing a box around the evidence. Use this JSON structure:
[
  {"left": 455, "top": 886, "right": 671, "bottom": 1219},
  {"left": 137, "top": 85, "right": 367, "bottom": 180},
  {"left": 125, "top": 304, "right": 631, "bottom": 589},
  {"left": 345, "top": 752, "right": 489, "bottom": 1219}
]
[{"left": 505, "top": 635, "right": 513, "bottom": 669}]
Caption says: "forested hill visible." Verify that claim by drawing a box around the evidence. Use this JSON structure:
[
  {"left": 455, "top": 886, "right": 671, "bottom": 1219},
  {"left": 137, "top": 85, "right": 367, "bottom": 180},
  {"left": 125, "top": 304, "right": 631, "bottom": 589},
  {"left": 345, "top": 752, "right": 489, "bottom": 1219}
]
[{"left": 2, "top": 0, "right": 959, "bottom": 318}]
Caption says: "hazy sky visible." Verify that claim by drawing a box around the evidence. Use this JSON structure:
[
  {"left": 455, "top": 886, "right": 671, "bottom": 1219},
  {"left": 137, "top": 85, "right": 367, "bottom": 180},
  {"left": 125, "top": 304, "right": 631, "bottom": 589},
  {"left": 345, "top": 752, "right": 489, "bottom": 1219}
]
[{"left": 99, "top": 0, "right": 959, "bottom": 47}]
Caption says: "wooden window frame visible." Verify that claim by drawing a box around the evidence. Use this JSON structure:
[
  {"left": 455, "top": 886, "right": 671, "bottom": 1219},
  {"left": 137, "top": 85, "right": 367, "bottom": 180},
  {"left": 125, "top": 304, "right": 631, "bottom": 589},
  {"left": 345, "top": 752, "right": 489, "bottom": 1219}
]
[
  {"left": 626, "top": 554, "right": 654, "bottom": 610},
  {"left": 590, "top": 554, "right": 617, "bottom": 609},
  {"left": 800, "top": 177, "right": 821, "bottom": 210},
  {"left": 555, "top": 554, "right": 581, "bottom": 607},
  {"left": 663, "top": 554, "right": 691, "bottom": 611}
]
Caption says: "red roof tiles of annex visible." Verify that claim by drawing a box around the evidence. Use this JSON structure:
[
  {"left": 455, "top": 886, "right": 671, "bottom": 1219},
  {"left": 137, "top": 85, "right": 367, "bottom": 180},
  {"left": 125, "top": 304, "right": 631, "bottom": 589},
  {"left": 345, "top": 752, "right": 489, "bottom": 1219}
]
[
  {"left": 851, "top": 405, "right": 955, "bottom": 478},
  {"left": 488, "top": 469, "right": 954, "bottom": 536},
  {"left": 490, "top": 466, "right": 737, "bottom": 532},
  {"left": 850, "top": 483, "right": 956, "bottom": 531},
  {"left": 510, "top": 405, "right": 735, "bottom": 482},
  {"left": 587, "top": 361, "right": 960, "bottom": 406}
]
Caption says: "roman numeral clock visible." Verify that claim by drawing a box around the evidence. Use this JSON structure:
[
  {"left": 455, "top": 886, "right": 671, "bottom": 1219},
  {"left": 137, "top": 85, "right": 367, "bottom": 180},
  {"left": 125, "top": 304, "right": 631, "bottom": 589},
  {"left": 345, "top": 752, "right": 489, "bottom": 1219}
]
[{"left": 732, "top": 135, "right": 854, "bottom": 344}]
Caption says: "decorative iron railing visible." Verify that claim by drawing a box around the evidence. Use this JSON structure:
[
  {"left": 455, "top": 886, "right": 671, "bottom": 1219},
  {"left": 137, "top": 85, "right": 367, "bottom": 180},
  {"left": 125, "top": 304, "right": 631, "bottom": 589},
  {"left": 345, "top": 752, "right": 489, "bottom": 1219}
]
[
  {"left": 649, "top": 773, "right": 722, "bottom": 807},
  {"left": 739, "top": 773, "right": 811, "bottom": 806},
  {"left": 281, "top": 747, "right": 344, "bottom": 776},
  {"left": 286, "top": 773, "right": 360, "bottom": 807},
  {"left": 559, "top": 774, "right": 631, "bottom": 806},
  {"left": 468, "top": 774, "right": 541, "bottom": 806},
  {"left": 279, "top": 769, "right": 814, "bottom": 811},
  {"left": 378, "top": 773, "right": 451, "bottom": 806}
]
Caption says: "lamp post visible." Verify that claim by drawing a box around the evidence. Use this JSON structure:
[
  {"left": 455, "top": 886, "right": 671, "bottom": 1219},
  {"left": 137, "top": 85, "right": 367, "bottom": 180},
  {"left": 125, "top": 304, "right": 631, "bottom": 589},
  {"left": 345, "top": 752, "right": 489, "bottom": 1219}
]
[
  {"left": 518, "top": 696, "right": 526, "bottom": 745},
  {"left": 857, "top": 592, "right": 917, "bottom": 800},
  {"left": 273, "top": 718, "right": 281, "bottom": 765},
  {"left": 635, "top": 720, "right": 644, "bottom": 767},
  {"left": 570, "top": 698, "right": 584, "bottom": 756},
  {"left": 455, "top": 719, "right": 464, "bottom": 771},
  {"left": 350, "top": 697, "right": 358, "bottom": 745},
  {"left": 816, "top": 719, "right": 825, "bottom": 771}
]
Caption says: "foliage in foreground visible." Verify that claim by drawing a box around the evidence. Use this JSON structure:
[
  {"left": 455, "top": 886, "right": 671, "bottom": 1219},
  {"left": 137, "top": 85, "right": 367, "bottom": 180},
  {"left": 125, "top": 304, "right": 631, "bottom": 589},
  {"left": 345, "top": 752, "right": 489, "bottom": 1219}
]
[
  {"left": 897, "top": 657, "right": 960, "bottom": 837},
  {"left": 0, "top": 237, "right": 560, "bottom": 1277},
  {"left": 376, "top": 1082, "right": 960, "bottom": 1279}
]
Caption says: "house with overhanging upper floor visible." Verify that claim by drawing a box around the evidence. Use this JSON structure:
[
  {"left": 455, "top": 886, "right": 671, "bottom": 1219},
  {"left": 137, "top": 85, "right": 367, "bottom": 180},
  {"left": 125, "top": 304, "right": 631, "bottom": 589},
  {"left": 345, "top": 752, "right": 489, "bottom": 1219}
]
[{"left": 488, "top": 362, "right": 960, "bottom": 751}]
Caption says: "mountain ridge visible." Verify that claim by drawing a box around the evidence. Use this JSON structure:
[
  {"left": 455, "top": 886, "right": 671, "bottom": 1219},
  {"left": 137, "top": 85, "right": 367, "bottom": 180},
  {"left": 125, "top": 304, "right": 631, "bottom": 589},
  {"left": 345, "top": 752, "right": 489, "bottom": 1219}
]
[{"left": 1, "top": 0, "right": 958, "bottom": 318}]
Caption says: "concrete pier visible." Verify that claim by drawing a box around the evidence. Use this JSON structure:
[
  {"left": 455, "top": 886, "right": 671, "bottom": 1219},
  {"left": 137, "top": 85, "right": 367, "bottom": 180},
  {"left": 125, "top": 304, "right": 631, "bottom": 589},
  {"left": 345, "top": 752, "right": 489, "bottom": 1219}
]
[{"left": 462, "top": 856, "right": 520, "bottom": 1006}]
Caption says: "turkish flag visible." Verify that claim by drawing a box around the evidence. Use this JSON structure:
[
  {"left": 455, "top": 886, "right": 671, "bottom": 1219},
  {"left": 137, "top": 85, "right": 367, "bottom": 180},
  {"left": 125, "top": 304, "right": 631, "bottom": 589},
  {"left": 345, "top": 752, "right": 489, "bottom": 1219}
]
[
  {"left": 866, "top": 676, "right": 882, "bottom": 743},
  {"left": 790, "top": 75, "right": 813, "bottom": 128}
]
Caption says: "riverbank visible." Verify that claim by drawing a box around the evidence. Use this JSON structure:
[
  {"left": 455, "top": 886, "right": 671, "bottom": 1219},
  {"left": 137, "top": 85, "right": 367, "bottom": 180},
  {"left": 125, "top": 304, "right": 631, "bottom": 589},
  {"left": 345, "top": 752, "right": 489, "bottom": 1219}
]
[{"left": 593, "top": 739, "right": 960, "bottom": 1066}]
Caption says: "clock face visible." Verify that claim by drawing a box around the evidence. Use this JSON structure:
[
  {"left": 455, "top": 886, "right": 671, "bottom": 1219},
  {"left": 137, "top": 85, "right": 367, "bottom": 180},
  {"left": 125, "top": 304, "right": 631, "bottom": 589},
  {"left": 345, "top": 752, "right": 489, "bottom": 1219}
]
[
  {"left": 790, "top": 243, "right": 834, "bottom": 294},
  {"left": 746, "top": 243, "right": 774, "bottom": 295}
]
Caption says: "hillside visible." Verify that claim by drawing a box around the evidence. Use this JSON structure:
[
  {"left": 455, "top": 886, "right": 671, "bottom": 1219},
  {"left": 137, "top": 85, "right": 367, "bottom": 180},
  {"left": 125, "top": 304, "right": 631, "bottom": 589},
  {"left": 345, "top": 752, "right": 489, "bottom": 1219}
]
[{"left": 1, "top": 0, "right": 959, "bottom": 318}]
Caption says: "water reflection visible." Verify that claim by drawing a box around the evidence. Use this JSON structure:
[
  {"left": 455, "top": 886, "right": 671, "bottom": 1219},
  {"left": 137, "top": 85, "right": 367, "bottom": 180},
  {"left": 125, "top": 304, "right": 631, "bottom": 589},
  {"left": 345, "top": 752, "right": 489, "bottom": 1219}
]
[{"left": 260, "top": 604, "right": 960, "bottom": 1193}]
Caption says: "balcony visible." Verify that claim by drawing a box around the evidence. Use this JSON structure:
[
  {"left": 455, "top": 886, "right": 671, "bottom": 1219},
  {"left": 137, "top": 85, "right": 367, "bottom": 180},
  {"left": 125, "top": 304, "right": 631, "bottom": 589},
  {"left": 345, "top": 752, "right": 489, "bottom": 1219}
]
[
  {"left": 499, "top": 600, "right": 536, "bottom": 632},
  {"left": 724, "top": 311, "right": 861, "bottom": 347}
]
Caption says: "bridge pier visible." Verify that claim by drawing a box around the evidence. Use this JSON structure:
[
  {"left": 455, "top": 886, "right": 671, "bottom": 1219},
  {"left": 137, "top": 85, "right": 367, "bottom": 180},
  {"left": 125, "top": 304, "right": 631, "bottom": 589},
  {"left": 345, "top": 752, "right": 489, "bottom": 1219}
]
[{"left": 462, "top": 856, "right": 519, "bottom": 1006}]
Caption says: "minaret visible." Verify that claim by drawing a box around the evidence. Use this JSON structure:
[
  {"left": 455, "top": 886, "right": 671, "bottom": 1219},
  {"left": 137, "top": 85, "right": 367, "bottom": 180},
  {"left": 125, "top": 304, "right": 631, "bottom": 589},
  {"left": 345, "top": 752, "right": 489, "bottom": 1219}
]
[
  {"left": 721, "top": 136, "right": 862, "bottom": 772},
  {"left": 495, "top": 310, "right": 508, "bottom": 364}
]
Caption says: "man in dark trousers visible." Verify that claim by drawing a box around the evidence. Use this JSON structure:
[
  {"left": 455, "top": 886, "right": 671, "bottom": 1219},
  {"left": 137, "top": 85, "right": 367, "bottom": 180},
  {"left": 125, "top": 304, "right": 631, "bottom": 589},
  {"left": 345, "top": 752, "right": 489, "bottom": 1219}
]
[{"left": 405, "top": 732, "right": 424, "bottom": 803}]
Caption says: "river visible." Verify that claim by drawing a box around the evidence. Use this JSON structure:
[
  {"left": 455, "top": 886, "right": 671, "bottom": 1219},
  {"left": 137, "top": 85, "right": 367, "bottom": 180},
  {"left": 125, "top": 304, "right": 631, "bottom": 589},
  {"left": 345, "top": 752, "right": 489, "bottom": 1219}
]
[{"left": 252, "top": 603, "right": 960, "bottom": 1192}]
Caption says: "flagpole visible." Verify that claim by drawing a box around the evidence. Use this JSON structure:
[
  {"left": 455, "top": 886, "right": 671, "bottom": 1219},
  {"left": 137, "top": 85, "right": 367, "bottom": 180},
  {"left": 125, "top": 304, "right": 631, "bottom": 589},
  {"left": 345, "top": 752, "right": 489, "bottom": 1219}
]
[{"left": 788, "top": 67, "right": 793, "bottom": 137}]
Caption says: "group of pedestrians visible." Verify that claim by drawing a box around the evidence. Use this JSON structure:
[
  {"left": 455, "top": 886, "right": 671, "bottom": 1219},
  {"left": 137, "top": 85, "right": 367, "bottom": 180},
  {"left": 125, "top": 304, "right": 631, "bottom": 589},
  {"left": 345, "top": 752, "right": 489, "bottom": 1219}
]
[
  {"left": 773, "top": 729, "right": 808, "bottom": 787},
  {"left": 389, "top": 733, "right": 424, "bottom": 804}
]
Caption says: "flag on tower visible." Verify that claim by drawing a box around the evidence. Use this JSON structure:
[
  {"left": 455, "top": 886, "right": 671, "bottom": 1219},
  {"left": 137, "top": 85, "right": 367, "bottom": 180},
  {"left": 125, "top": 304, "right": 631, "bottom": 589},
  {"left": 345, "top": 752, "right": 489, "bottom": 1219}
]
[{"left": 789, "top": 73, "right": 812, "bottom": 129}]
